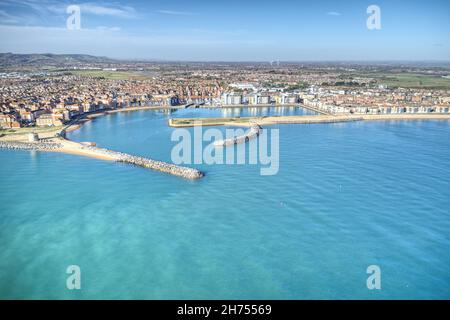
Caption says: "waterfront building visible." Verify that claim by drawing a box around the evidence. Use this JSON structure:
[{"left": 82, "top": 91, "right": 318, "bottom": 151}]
[
  {"left": 273, "top": 93, "right": 299, "bottom": 104},
  {"left": 258, "top": 95, "right": 270, "bottom": 104},
  {"left": 220, "top": 93, "right": 243, "bottom": 105},
  {"left": 19, "top": 109, "right": 35, "bottom": 123},
  {"left": 35, "top": 113, "right": 64, "bottom": 127},
  {"left": 0, "top": 113, "right": 21, "bottom": 128},
  {"left": 35, "top": 113, "right": 54, "bottom": 126}
]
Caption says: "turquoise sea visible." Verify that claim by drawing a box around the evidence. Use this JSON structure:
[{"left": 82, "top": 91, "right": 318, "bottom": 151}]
[{"left": 0, "top": 107, "right": 449, "bottom": 299}]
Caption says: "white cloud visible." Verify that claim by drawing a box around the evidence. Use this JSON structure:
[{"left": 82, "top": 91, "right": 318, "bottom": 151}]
[
  {"left": 80, "top": 3, "right": 137, "bottom": 18},
  {"left": 326, "top": 12, "right": 342, "bottom": 16},
  {"left": 0, "top": 1, "right": 138, "bottom": 20},
  {"left": 96, "top": 26, "right": 121, "bottom": 32},
  {"left": 156, "top": 10, "right": 193, "bottom": 16}
]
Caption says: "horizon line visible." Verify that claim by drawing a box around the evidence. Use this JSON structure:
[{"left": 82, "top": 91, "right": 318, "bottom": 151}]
[{"left": 1, "top": 52, "right": 450, "bottom": 65}]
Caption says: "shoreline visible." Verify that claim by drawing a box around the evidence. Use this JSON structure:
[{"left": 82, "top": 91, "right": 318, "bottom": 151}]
[
  {"left": 4, "top": 104, "right": 449, "bottom": 141},
  {"left": 2, "top": 106, "right": 450, "bottom": 142},
  {"left": 0, "top": 105, "right": 176, "bottom": 142},
  {"left": 2, "top": 106, "right": 450, "bottom": 179},
  {"left": 0, "top": 105, "right": 207, "bottom": 179}
]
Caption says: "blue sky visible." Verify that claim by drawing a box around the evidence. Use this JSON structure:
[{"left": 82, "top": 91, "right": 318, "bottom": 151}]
[{"left": 0, "top": 0, "right": 449, "bottom": 61}]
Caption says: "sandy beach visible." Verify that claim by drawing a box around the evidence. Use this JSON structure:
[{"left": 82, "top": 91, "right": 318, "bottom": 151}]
[{"left": 52, "top": 138, "right": 117, "bottom": 161}]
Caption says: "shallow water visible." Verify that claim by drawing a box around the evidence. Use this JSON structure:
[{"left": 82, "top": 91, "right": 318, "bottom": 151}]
[{"left": 0, "top": 109, "right": 449, "bottom": 299}]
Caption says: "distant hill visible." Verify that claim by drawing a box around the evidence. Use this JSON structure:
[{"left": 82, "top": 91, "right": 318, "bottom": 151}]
[{"left": 0, "top": 53, "right": 118, "bottom": 67}]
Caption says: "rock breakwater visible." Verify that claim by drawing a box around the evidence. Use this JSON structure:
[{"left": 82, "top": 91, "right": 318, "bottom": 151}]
[
  {"left": 78, "top": 145, "right": 204, "bottom": 180},
  {"left": 0, "top": 141, "right": 204, "bottom": 180},
  {"left": 214, "top": 124, "right": 262, "bottom": 147}
]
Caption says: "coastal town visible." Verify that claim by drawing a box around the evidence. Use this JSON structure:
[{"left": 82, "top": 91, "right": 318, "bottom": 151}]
[
  {"left": 1, "top": 55, "right": 450, "bottom": 130},
  {"left": 1, "top": 0, "right": 450, "bottom": 302}
]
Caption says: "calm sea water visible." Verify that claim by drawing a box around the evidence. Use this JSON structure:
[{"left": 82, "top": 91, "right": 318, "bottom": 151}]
[
  {"left": 169, "top": 105, "right": 317, "bottom": 118},
  {"left": 0, "top": 108, "right": 449, "bottom": 299}
]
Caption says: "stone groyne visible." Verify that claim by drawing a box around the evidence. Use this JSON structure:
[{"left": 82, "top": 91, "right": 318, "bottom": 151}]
[
  {"left": 117, "top": 154, "right": 204, "bottom": 180},
  {"left": 0, "top": 140, "right": 204, "bottom": 180},
  {"left": 71, "top": 144, "right": 204, "bottom": 180},
  {"left": 0, "top": 141, "right": 63, "bottom": 151},
  {"left": 214, "top": 124, "right": 262, "bottom": 147}
]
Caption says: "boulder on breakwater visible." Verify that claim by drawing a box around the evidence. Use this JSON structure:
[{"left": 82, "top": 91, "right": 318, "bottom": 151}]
[
  {"left": 79, "top": 145, "right": 204, "bottom": 180},
  {"left": 0, "top": 141, "right": 62, "bottom": 151},
  {"left": 117, "top": 154, "right": 204, "bottom": 180}
]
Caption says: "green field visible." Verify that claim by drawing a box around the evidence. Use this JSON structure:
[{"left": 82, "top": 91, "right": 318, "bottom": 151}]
[
  {"left": 365, "top": 73, "right": 450, "bottom": 89},
  {"left": 64, "top": 70, "right": 151, "bottom": 80}
]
